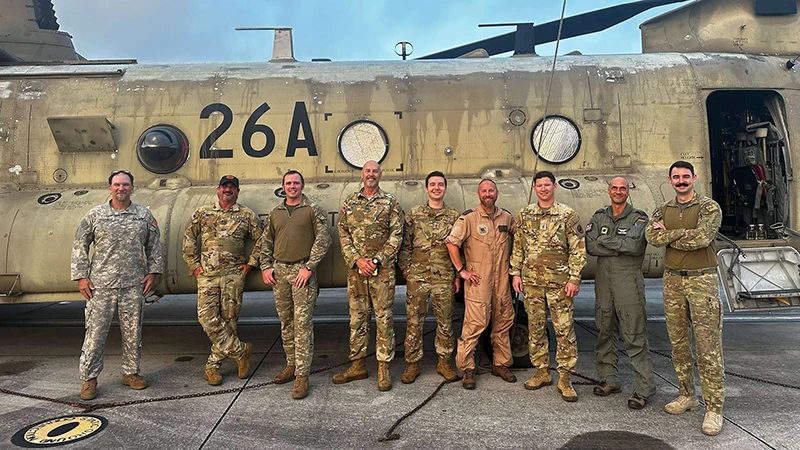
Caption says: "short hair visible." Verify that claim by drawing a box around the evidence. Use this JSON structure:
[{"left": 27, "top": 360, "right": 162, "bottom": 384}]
[
  {"left": 282, "top": 170, "right": 304, "bottom": 185},
  {"left": 669, "top": 161, "right": 695, "bottom": 176},
  {"left": 425, "top": 171, "right": 447, "bottom": 187},
  {"left": 478, "top": 178, "right": 497, "bottom": 190},
  {"left": 533, "top": 170, "right": 555, "bottom": 184},
  {"left": 108, "top": 170, "right": 133, "bottom": 185}
]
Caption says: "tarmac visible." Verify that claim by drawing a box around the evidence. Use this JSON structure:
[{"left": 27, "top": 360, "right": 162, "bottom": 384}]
[{"left": 0, "top": 280, "right": 799, "bottom": 450}]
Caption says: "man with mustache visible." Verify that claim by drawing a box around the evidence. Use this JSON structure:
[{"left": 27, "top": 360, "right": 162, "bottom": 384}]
[
  {"left": 334, "top": 160, "right": 404, "bottom": 391},
  {"left": 585, "top": 177, "right": 655, "bottom": 409},
  {"left": 446, "top": 179, "right": 516, "bottom": 389},
  {"left": 398, "top": 171, "right": 461, "bottom": 384},
  {"left": 72, "top": 170, "right": 163, "bottom": 400},
  {"left": 511, "top": 171, "right": 586, "bottom": 402},
  {"left": 645, "top": 161, "right": 724, "bottom": 436},
  {"left": 260, "top": 170, "right": 331, "bottom": 399},
  {"left": 183, "top": 175, "right": 263, "bottom": 386}
]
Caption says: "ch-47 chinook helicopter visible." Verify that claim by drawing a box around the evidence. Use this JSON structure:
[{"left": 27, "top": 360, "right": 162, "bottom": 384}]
[{"left": 1, "top": 0, "right": 800, "bottom": 325}]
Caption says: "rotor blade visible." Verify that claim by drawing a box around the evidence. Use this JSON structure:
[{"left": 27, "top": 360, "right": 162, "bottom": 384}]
[{"left": 417, "top": 0, "right": 689, "bottom": 59}]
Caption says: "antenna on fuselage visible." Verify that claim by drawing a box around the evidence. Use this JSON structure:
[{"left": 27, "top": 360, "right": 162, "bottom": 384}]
[{"left": 235, "top": 27, "right": 296, "bottom": 62}]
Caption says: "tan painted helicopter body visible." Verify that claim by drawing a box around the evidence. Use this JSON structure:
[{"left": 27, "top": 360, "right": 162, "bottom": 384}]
[{"left": 0, "top": 0, "right": 798, "bottom": 308}]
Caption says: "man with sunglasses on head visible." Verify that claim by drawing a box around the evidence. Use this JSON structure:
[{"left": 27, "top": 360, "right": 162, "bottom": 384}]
[
  {"left": 72, "top": 170, "right": 163, "bottom": 401},
  {"left": 183, "top": 175, "right": 263, "bottom": 386}
]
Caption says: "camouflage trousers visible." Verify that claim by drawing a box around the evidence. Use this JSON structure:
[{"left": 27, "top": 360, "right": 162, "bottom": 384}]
[
  {"left": 523, "top": 285, "right": 577, "bottom": 373},
  {"left": 273, "top": 261, "right": 318, "bottom": 376},
  {"left": 663, "top": 271, "right": 725, "bottom": 413},
  {"left": 346, "top": 265, "right": 396, "bottom": 362},
  {"left": 594, "top": 269, "right": 656, "bottom": 397},
  {"left": 80, "top": 286, "right": 145, "bottom": 380},
  {"left": 404, "top": 274, "right": 455, "bottom": 363},
  {"left": 197, "top": 273, "right": 247, "bottom": 369}
]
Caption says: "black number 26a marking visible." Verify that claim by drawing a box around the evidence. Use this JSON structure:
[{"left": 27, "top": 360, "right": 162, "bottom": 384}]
[{"left": 198, "top": 101, "right": 317, "bottom": 159}]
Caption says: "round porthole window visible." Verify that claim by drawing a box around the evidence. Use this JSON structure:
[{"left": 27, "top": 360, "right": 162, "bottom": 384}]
[
  {"left": 337, "top": 120, "right": 389, "bottom": 169},
  {"left": 530, "top": 115, "right": 581, "bottom": 164},
  {"left": 136, "top": 124, "right": 190, "bottom": 174}
]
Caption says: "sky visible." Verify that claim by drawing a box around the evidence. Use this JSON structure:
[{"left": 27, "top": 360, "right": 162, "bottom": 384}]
[{"left": 51, "top": 0, "right": 691, "bottom": 64}]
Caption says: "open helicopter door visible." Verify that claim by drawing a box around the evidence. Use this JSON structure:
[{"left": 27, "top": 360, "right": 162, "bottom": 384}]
[{"left": 717, "top": 236, "right": 800, "bottom": 312}]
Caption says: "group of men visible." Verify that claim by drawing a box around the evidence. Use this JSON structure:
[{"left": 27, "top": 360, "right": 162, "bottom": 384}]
[{"left": 70, "top": 160, "right": 725, "bottom": 436}]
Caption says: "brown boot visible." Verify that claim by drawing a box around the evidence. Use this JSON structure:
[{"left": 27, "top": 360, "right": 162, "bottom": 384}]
[
  {"left": 203, "top": 367, "right": 223, "bottom": 386},
  {"left": 491, "top": 364, "right": 517, "bottom": 383},
  {"left": 557, "top": 372, "right": 578, "bottom": 402},
  {"left": 524, "top": 368, "right": 552, "bottom": 390},
  {"left": 462, "top": 369, "right": 476, "bottom": 390},
  {"left": 400, "top": 362, "right": 420, "bottom": 384},
  {"left": 121, "top": 374, "right": 148, "bottom": 390},
  {"left": 436, "top": 357, "right": 461, "bottom": 382},
  {"left": 378, "top": 361, "right": 392, "bottom": 391},
  {"left": 237, "top": 342, "right": 253, "bottom": 379},
  {"left": 80, "top": 378, "right": 97, "bottom": 400},
  {"left": 273, "top": 365, "right": 296, "bottom": 384},
  {"left": 292, "top": 375, "right": 309, "bottom": 400},
  {"left": 332, "top": 358, "right": 368, "bottom": 384}
]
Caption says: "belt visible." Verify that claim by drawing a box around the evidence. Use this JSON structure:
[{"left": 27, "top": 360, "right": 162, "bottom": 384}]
[
  {"left": 665, "top": 267, "right": 717, "bottom": 277},
  {"left": 275, "top": 258, "right": 308, "bottom": 265}
]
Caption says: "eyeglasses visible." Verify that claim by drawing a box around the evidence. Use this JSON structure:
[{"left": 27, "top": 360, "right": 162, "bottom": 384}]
[{"left": 110, "top": 170, "right": 132, "bottom": 177}]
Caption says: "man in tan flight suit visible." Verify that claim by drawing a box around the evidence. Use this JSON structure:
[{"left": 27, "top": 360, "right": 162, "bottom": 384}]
[{"left": 446, "top": 179, "right": 516, "bottom": 389}]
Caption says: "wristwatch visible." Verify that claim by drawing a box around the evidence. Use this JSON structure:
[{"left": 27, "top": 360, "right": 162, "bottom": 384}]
[{"left": 304, "top": 264, "right": 313, "bottom": 271}]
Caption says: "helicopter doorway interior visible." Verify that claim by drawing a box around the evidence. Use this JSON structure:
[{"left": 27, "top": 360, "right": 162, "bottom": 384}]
[{"left": 707, "top": 90, "right": 792, "bottom": 240}]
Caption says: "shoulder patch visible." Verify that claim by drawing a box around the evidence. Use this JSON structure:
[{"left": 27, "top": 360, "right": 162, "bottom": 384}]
[
  {"left": 151, "top": 218, "right": 158, "bottom": 227},
  {"left": 576, "top": 224, "right": 583, "bottom": 233},
  {"left": 636, "top": 217, "right": 647, "bottom": 223},
  {"left": 586, "top": 222, "right": 593, "bottom": 232},
  {"left": 461, "top": 209, "right": 473, "bottom": 215}
]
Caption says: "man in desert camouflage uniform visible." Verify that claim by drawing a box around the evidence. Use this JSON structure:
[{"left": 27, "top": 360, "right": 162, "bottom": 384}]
[
  {"left": 397, "top": 171, "right": 461, "bottom": 384},
  {"left": 261, "top": 170, "right": 331, "bottom": 399},
  {"left": 333, "top": 160, "right": 404, "bottom": 391},
  {"left": 586, "top": 176, "right": 655, "bottom": 410},
  {"left": 645, "top": 161, "right": 725, "bottom": 436},
  {"left": 183, "top": 175, "right": 262, "bottom": 386},
  {"left": 446, "top": 179, "right": 517, "bottom": 390},
  {"left": 511, "top": 170, "right": 586, "bottom": 402},
  {"left": 72, "top": 170, "right": 163, "bottom": 401}
]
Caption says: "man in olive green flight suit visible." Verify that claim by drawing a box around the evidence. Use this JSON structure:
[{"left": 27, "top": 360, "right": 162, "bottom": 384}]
[{"left": 585, "top": 176, "right": 655, "bottom": 409}]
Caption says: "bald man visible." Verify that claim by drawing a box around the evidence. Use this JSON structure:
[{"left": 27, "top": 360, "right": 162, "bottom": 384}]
[{"left": 585, "top": 177, "right": 655, "bottom": 409}]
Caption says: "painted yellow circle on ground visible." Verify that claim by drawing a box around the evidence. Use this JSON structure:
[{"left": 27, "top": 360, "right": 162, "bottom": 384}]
[{"left": 12, "top": 415, "right": 107, "bottom": 448}]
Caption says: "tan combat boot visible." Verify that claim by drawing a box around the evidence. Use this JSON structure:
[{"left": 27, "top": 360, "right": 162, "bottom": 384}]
[
  {"left": 462, "top": 369, "right": 476, "bottom": 390},
  {"left": 292, "top": 375, "right": 309, "bottom": 400},
  {"left": 491, "top": 364, "right": 517, "bottom": 383},
  {"left": 273, "top": 365, "right": 296, "bottom": 384},
  {"left": 203, "top": 367, "right": 222, "bottom": 386},
  {"left": 378, "top": 361, "right": 392, "bottom": 391},
  {"left": 332, "top": 358, "right": 368, "bottom": 384},
  {"left": 556, "top": 372, "right": 577, "bottom": 402},
  {"left": 237, "top": 342, "right": 253, "bottom": 379},
  {"left": 663, "top": 395, "right": 700, "bottom": 415},
  {"left": 436, "top": 357, "right": 460, "bottom": 382},
  {"left": 524, "top": 368, "right": 552, "bottom": 390},
  {"left": 121, "top": 374, "right": 148, "bottom": 390},
  {"left": 400, "top": 362, "right": 420, "bottom": 384},
  {"left": 702, "top": 411, "right": 723, "bottom": 436},
  {"left": 80, "top": 378, "right": 97, "bottom": 400}
]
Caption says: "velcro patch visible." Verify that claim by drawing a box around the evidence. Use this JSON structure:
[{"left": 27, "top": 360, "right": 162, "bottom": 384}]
[
  {"left": 586, "top": 222, "right": 593, "bottom": 232},
  {"left": 617, "top": 228, "right": 629, "bottom": 235}
]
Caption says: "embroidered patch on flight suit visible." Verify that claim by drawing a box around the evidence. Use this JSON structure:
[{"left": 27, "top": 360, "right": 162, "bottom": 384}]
[
  {"left": 498, "top": 225, "right": 508, "bottom": 233},
  {"left": 617, "top": 228, "right": 629, "bottom": 235},
  {"left": 478, "top": 225, "right": 489, "bottom": 235},
  {"left": 586, "top": 222, "right": 593, "bottom": 232},
  {"left": 600, "top": 226, "right": 609, "bottom": 235}
]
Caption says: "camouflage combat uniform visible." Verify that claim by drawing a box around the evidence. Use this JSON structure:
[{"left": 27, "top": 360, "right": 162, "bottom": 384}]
[
  {"left": 71, "top": 202, "right": 163, "bottom": 381},
  {"left": 183, "top": 202, "right": 263, "bottom": 370},
  {"left": 338, "top": 188, "right": 404, "bottom": 363},
  {"left": 446, "top": 206, "right": 515, "bottom": 372},
  {"left": 260, "top": 194, "right": 331, "bottom": 376},
  {"left": 645, "top": 192, "right": 725, "bottom": 413},
  {"left": 509, "top": 202, "right": 586, "bottom": 374},
  {"left": 398, "top": 203, "right": 460, "bottom": 363},
  {"left": 586, "top": 204, "right": 656, "bottom": 397}
]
